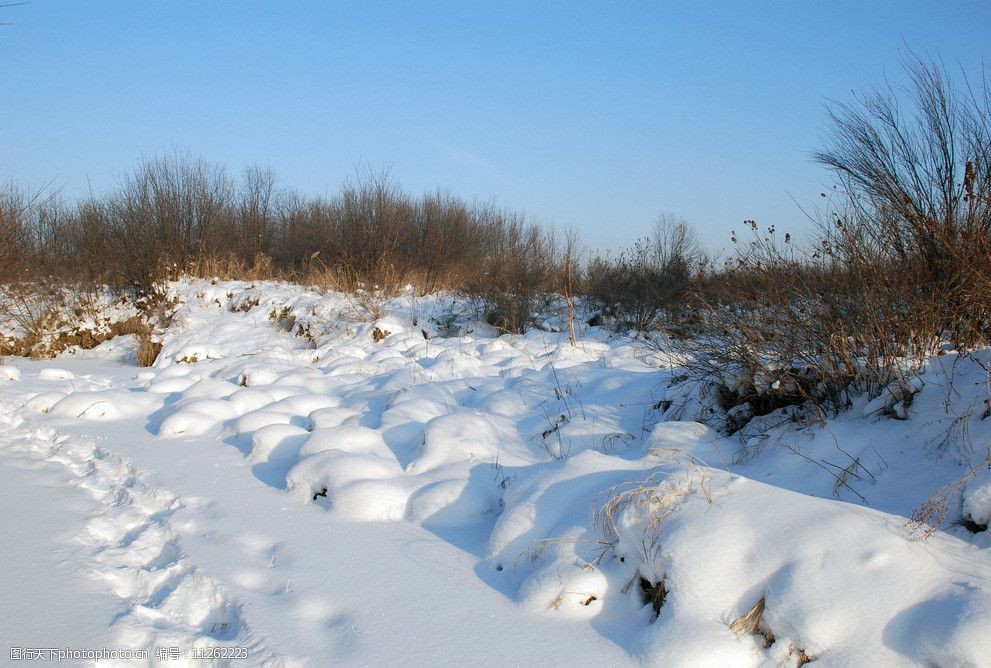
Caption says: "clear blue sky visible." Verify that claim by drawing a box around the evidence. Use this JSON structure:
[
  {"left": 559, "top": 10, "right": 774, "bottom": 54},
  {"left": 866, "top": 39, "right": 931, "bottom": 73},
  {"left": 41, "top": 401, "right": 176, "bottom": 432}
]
[{"left": 1, "top": 1, "right": 988, "bottom": 254}]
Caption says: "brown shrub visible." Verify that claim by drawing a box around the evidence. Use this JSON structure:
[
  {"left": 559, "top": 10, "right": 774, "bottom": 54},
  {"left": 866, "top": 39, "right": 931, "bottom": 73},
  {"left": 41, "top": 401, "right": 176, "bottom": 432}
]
[
  {"left": 675, "top": 59, "right": 991, "bottom": 436},
  {"left": 466, "top": 216, "right": 560, "bottom": 334},
  {"left": 583, "top": 216, "right": 704, "bottom": 331},
  {"left": 135, "top": 333, "right": 162, "bottom": 367},
  {"left": 813, "top": 57, "right": 991, "bottom": 350},
  {"left": 3, "top": 155, "right": 567, "bottom": 330}
]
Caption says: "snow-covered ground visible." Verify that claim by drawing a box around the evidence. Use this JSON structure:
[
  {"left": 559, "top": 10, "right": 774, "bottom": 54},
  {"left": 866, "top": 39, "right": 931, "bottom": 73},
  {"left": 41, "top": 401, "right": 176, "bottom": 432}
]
[{"left": 1, "top": 279, "right": 989, "bottom": 666}]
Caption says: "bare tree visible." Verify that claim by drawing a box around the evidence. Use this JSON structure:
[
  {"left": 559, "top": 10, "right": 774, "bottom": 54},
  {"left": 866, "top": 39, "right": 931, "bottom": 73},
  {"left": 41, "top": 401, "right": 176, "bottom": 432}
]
[{"left": 239, "top": 166, "right": 279, "bottom": 260}]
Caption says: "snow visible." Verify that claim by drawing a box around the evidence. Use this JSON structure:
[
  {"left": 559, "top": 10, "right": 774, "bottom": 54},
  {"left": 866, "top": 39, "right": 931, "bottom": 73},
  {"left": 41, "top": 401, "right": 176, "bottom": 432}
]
[
  {"left": 964, "top": 465, "right": 991, "bottom": 528},
  {"left": 607, "top": 470, "right": 991, "bottom": 666},
  {"left": 1, "top": 278, "right": 990, "bottom": 666},
  {"left": 0, "top": 437, "right": 121, "bottom": 654},
  {"left": 0, "top": 365, "right": 22, "bottom": 382}
]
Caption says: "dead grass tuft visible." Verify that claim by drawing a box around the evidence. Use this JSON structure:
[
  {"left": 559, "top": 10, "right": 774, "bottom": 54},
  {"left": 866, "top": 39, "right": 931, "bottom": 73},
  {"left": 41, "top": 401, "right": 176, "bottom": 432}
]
[
  {"left": 730, "top": 595, "right": 766, "bottom": 636},
  {"left": 596, "top": 471, "right": 701, "bottom": 542},
  {"left": 793, "top": 647, "right": 813, "bottom": 666},
  {"left": 135, "top": 333, "right": 162, "bottom": 367},
  {"left": 639, "top": 575, "right": 667, "bottom": 620},
  {"left": 730, "top": 595, "right": 776, "bottom": 648},
  {"left": 910, "top": 450, "right": 991, "bottom": 536}
]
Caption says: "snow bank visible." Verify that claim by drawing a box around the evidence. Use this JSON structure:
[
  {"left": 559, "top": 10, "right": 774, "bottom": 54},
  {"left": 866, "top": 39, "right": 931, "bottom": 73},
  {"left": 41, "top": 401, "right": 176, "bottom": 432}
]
[
  {"left": 6, "top": 277, "right": 990, "bottom": 665},
  {"left": 608, "top": 470, "right": 991, "bottom": 666}
]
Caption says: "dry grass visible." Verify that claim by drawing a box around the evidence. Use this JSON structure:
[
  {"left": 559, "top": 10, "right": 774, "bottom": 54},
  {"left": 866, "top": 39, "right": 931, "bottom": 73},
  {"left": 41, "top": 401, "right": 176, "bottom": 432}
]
[
  {"left": 729, "top": 595, "right": 766, "bottom": 637},
  {"left": 338, "top": 289, "right": 387, "bottom": 324},
  {"left": 729, "top": 595, "right": 778, "bottom": 649},
  {"left": 135, "top": 332, "right": 162, "bottom": 367},
  {"left": 0, "top": 282, "right": 176, "bottom": 365},
  {"left": 673, "top": 59, "right": 991, "bottom": 438},
  {"left": 596, "top": 470, "right": 705, "bottom": 541},
  {"left": 182, "top": 251, "right": 277, "bottom": 282},
  {"left": 638, "top": 575, "right": 667, "bottom": 620},
  {"left": 679, "top": 212, "right": 940, "bottom": 439},
  {"left": 728, "top": 595, "right": 813, "bottom": 663},
  {"left": 910, "top": 450, "right": 991, "bottom": 536},
  {"left": 266, "top": 304, "right": 316, "bottom": 344}
]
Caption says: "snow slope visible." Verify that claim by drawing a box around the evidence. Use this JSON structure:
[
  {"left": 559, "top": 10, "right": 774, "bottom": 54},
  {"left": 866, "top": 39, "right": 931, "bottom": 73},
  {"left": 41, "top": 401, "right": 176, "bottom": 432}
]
[{"left": 1, "top": 278, "right": 989, "bottom": 666}]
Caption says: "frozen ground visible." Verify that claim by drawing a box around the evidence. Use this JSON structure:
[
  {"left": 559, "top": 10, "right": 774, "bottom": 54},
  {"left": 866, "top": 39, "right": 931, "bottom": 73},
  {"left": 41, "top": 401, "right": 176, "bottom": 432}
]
[{"left": 1, "top": 279, "right": 989, "bottom": 666}]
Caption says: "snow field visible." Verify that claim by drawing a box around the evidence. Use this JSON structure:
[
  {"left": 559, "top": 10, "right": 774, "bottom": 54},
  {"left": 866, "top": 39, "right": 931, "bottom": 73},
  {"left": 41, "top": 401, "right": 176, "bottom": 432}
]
[
  {"left": 2, "top": 277, "right": 990, "bottom": 665},
  {"left": 0, "top": 403, "right": 281, "bottom": 666}
]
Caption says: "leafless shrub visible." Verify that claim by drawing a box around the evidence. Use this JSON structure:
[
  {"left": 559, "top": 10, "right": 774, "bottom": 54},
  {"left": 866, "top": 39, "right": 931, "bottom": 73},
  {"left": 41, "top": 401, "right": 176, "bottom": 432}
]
[
  {"left": 465, "top": 215, "right": 560, "bottom": 334},
  {"left": 584, "top": 215, "right": 704, "bottom": 331},
  {"left": 0, "top": 180, "right": 52, "bottom": 283},
  {"left": 682, "top": 219, "right": 933, "bottom": 435},
  {"left": 3, "top": 155, "right": 568, "bottom": 338},
  {"left": 103, "top": 154, "right": 239, "bottom": 287},
  {"left": 681, "top": 58, "right": 990, "bottom": 434},
  {"left": 814, "top": 56, "right": 991, "bottom": 351}
]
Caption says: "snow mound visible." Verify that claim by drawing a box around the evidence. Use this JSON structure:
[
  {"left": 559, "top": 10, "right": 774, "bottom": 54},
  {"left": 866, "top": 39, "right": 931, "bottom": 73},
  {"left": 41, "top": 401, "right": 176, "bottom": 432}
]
[
  {"left": 159, "top": 398, "right": 241, "bottom": 437},
  {"left": 48, "top": 390, "right": 156, "bottom": 421},
  {"left": 299, "top": 425, "right": 389, "bottom": 458},
  {"left": 963, "top": 464, "right": 991, "bottom": 529},
  {"left": 23, "top": 391, "right": 67, "bottom": 413},
  {"left": 411, "top": 412, "right": 527, "bottom": 473},
  {"left": 605, "top": 469, "right": 991, "bottom": 666},
  {"left": 285, "top": 449, "right": 407, "bottom": 520},
  {"left": 38, "top": 367, "right": 74, "bottom": 380},
  {"left": 249, "top": 423, "right": 310, "bottom": 462}
]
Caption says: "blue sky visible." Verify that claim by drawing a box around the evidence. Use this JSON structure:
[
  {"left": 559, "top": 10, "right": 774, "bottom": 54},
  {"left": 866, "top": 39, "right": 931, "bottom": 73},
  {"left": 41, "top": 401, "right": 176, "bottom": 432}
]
[{"left": 1, "top": 1, "right": 988, "bottom": 254}]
